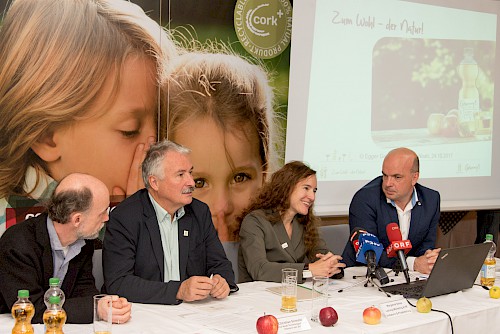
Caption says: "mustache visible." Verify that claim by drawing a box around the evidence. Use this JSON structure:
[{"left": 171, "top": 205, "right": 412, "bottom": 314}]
[{"left": 182, "top": 187, "right": 195, "bottom": 194}]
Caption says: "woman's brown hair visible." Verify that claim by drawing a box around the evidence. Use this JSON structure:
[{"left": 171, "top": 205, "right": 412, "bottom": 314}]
[{"left": 235, "top": 161, "right": 321, "bottom": 260}]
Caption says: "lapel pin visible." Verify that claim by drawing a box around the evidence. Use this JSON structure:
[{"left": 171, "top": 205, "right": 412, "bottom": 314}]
[
  {"left": 281, "top": 242, "right": 288, "bottom": 249},
  {"left": 183, "top": 230, "right": 189, "bottom": 237}
]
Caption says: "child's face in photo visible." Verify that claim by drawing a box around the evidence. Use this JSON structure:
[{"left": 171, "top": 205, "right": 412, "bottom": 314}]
[
  {"left": 40, "top": 55, "right": 157, "bottom": 194},
  {"left": 173, "top": 116, "right": 264, "bottom": 241}
]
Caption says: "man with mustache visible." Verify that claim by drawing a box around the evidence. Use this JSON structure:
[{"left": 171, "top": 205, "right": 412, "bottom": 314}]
[
  {"left": 103, "top": 140, "right": 237, "bottom": 304},
  {"left": 341, "top": 147, "right": 441, "bottom": 274}
]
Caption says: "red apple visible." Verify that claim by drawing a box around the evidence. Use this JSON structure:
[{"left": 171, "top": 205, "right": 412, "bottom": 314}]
[
  {"left": 319, "top": 306, "right": 338, "bottom": 327},
  {"left": 256, "top": 314, "right": 278, "bottom": 334},
  {"left": 363, "top": 306, "right": 381, "bottom": 325}
]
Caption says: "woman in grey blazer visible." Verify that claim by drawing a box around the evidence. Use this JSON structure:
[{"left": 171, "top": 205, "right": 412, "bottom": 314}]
[{"left": 235, "top": 161, "right": 345, "bottom": 283}]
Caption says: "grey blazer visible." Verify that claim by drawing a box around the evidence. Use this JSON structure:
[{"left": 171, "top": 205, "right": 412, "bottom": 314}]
[{"left": 238, "top": 209, "right": 328, "bottom": 283}]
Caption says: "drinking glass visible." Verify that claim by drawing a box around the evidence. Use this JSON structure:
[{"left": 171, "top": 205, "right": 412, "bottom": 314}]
[
  {"left": 93, "top": 294, "right": 112, "bottom": 334},
  {"left": 281, "top": 268, "right": 298, "bottom": 312},
  {"left": 311, "top": 276, "right": 329, "bottom": 322}
]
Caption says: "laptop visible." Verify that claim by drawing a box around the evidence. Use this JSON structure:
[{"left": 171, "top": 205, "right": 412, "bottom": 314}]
[{"left": 382, "top": 243, "right": 491, "bottom": 298}]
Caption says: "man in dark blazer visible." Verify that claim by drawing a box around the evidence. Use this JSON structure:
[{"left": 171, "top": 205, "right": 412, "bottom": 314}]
[
  {"left": 0, "top": 173, "right": 131, "bottom": 324},
  {"left": 342, "top": 147, "right": 441, "bottom": 274},
  {"left": 103, "top": 140, "right": 237, "bottom": 305}
]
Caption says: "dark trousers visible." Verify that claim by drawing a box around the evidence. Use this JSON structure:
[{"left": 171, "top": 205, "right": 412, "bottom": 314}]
[{"left": 475, "top": 210, "right": 500, "bottom": 248}]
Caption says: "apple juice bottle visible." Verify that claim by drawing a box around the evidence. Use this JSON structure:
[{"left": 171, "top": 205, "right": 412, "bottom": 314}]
[
  {"left": 11, "top": 290, "right": 35, "bottom": 334},
  {"left": 480, "top": 234, "right": 496, "bottom": 287},
  {"left": 43, "top": 295, "right": 66, "bottom": 334}
]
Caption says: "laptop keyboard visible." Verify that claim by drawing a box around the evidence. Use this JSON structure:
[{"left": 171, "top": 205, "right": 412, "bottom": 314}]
[{"left": 382, "top": 279, "right": 427, "bottom": 298}]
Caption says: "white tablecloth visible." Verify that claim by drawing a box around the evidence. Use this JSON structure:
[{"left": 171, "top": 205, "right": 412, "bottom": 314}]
[{"left": 1, "top": 266, "right": 500, "bottom": 334}]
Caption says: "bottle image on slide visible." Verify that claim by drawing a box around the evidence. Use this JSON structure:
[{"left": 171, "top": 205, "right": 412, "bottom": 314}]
[{"left": 457, "top": 47, "right": 480, "bottom": 137}]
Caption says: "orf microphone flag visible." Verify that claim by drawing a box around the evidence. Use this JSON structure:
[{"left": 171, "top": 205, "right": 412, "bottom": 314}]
[
  {"left": 386, "top": 222, "right": 411, "bottom": 283},
  {"left": 386, "top": 223, "right": 412, "bottom": 257}
]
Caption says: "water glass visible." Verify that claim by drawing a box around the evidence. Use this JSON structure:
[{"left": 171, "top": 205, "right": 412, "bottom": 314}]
[
  {"left": 93, "top": 294, "right": 112, "bottom": 334},
  {"left": 311, "top": 276, "right": 329, "bottom": 322}
]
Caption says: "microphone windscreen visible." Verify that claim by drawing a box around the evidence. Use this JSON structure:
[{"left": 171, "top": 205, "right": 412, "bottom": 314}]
[
  {"left": 349, "top": 227, "right": 367, "bottom": 243},
  {"left": 386, "top": 222, "right": 402, "bottom": 242},
  {"left": 357, "top": 232, "right": 384, "bottom": 264}
]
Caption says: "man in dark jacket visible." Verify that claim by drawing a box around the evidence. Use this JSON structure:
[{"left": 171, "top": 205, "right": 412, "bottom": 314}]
[
  {"left": 103, "top": 140, "right": 237, "bottom": 304},
  {"left": 0, "top": 173, "right": 131, "bottom": 324},
  {"left": 342, "top": 147, "right": 441, "bottom": 274}
]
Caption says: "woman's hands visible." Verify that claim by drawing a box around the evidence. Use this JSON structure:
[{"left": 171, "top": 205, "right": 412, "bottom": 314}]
[{"left": 308, "top": 252, "right": 346, "bottom": 277}]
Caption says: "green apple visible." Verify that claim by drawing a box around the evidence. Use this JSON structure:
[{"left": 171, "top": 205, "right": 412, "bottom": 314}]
[
  {"left": 416, "top": 297, "right": 432, "bottom": 313},
  {"left": 489, "top": 286, "right": 500, "bottom": 299}
]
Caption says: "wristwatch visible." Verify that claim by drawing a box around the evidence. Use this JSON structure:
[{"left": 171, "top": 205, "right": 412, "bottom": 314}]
[{"left": 303, "top": 264, "right": 312, "bottom": 278}]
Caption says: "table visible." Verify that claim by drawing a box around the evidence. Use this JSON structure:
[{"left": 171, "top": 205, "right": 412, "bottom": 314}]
[{"left": 1, "top": 266, "right": 500, "bottom": 334}]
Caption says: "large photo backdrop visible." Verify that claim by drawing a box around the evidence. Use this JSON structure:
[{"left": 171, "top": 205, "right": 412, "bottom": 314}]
[{"left": 0, "top": 0, "right": 292, "bottom": 242}]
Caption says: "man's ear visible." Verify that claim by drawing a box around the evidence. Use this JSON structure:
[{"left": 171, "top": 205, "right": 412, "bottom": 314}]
[
  {"left": 70, "top": 212, "right": 82, "bottom": 228},
  {"left": 412, "top": 171, "right": 420, "bottom": 186},
  {"left": 149, "top": 175, "right": 159, "bottom": 191},
  {"left": 31, "top": 130, "right": 62, "bottom": 162}
]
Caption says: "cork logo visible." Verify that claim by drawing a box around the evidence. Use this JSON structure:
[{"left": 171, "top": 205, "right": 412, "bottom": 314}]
[{"left": 234, "top": 0, "right": 292, "bottom": 59}]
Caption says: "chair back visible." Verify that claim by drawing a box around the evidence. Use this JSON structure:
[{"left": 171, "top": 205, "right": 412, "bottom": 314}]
[
  {"left": 222, "top": 241, "right": 239, "bottom": 283},
  {"left": 93, "top": 249, "right": 104, "bottom": 291},
  {"left": 318, "top": 224, "right": 350, "bottom": 255}
]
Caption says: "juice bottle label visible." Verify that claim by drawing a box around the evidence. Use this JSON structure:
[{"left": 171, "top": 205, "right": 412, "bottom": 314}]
[{"left": 481, "top": 263, "right": 496, "bottom": 279}]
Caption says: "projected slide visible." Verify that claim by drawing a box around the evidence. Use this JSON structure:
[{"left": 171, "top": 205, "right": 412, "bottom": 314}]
[
  {"left": 304, "top": 0, "right": 495, "bottom": 181},
  {"left": 286, "top": 0, "right": 499, "bottom": 214}
]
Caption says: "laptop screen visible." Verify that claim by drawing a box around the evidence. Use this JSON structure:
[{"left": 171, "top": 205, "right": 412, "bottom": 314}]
[{"left": 383, "top": 243, "right": 491, "bottom": 298}]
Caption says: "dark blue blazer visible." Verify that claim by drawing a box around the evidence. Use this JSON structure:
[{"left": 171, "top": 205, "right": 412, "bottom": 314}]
[
  {"left": 103, "top": 189, "right": 236, "bottom": 304},
  {"left": 341, "top": 176, "right": 440, "bottom": 269}
]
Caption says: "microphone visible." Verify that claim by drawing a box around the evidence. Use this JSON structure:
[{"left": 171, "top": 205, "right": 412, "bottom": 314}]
[
  {"left": 349, "top": 227, "right": 367, "bottom": 253},
  {"left": 386, "top": 223, "right": 412, "bottom": 284},
  {"left": 349, "top": 228, "right": 389, "bottom": 285},
  {"left": 356, "top": 232, "right": 384, "bottom": 272}
]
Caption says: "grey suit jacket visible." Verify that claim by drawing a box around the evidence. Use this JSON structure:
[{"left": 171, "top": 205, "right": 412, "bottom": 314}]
[
  {"left": 103, "top": 189, "right": 237, "bottom": 304},
  {"left": 238, "top": 209, "right": 329, "bottom": 283}
]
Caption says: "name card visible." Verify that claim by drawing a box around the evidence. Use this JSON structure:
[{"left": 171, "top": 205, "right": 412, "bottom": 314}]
[
  {"left": 277, "top": 313, "right": 311, "bottom": 333},
  {"left": 379, "top": 299, "right": 412, "bottom": 318}
]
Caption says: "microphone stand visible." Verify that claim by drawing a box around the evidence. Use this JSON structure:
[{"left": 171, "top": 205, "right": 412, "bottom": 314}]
[
  {"left": 402, "top": 269, "right": 411, "bottom": 284},
  {"left": 336, "top": 276, "right": 373, "bottom": 293},
  {"left": 392, "top": 260, "right": 403, "bottom": 277},
  {"left": 393, "top": 258, "right": 411, "bottom": 284},
  {"left": 348, "top": 267, "right": 392, "bottom": 297},
  {"left": 366, "top": 270, "right": 392, "bottom": 298}
]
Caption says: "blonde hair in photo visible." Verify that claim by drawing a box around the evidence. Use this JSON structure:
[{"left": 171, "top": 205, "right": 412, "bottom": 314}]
[
  {"left": 163, "top": 48, "right": 282, "bottom": 178},
  {"left": 0, "top": 0, "right": 177, "bottom": 198}
]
